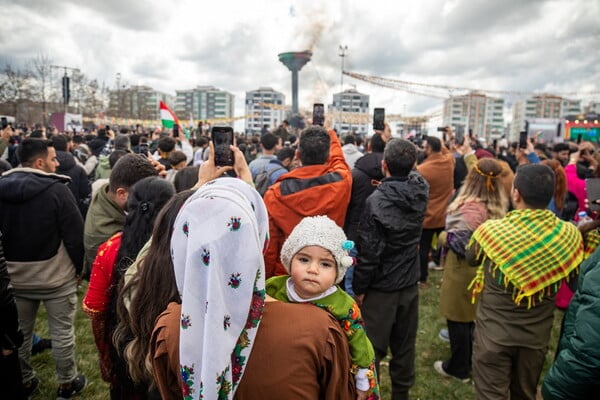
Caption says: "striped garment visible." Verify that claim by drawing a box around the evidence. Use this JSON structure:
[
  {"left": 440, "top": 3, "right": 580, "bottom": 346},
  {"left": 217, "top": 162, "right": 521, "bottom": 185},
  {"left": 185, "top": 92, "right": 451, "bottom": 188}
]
[
  {"left": 468, "top": 208, "right": 583, "bottom": 308},
  {"left": 584, "top": 229, "right": 600, "bottom": 259}
]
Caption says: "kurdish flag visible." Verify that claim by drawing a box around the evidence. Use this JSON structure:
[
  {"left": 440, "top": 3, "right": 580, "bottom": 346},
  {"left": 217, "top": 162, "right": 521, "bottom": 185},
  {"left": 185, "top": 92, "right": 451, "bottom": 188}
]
[{"left": 159, "top": 101, "right": 182, "bottom": 130}]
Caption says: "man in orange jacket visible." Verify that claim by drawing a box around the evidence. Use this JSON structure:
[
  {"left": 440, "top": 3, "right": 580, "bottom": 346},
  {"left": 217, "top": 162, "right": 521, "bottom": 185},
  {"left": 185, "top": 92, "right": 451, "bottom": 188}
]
[
  {"left": 416, "top": 135, "right": 455, "bottom": 285},
  {"left": 263, "top": 125, "right": 353, "bottom": 278}
]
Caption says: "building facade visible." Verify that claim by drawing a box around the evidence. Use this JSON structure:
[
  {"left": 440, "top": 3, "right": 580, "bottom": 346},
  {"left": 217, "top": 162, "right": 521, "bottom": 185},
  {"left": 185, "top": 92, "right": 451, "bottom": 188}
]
[
  {"left": 175, "top": 86, "right": 235, "bottom": 123},
  {"left": 443, "top": 92, "right": 504, "bottom": 139},
  {"left": 107, "top": 86, "right": 174, "bottom": 120},
  {"left": 510, "top": 94, "right": 581, "bottom": 139},
  {"left": 244, "top": 87, "right": 286, "bottom": 135},
  {"left": 329, "top": 88, "right": 370, "bottom": 136}
]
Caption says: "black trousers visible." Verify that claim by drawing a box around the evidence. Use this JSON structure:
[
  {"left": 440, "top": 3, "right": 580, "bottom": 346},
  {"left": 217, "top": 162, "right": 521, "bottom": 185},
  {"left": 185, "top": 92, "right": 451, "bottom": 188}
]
[
  {"left": 419, "top": 227, "right": 443, "bottom": 283},
  {"left": 0, "top": 350, "right": 26, "bottom": 399},
  {"left": 361, "top": 286, "right": 419, "bottom": 400},
  {"left": 442, "top": 320, "right": 474, "bottom": 379}
]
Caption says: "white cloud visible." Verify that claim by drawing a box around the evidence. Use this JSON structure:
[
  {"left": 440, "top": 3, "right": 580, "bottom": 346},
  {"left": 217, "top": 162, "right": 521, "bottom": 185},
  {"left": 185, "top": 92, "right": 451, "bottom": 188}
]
[{"left": 0, "top": 0, "right": 598, "bottom": 127}]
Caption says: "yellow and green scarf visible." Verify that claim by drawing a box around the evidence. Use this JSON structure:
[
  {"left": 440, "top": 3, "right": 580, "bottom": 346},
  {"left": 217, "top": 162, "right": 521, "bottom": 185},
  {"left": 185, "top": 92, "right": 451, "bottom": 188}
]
[{"left": 468, "top": 209, "right": 583, "bottom": 308}]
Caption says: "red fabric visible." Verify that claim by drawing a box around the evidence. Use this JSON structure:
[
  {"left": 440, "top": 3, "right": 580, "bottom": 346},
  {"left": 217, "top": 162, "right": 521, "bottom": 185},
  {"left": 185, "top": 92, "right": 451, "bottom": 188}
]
[
  {"left": 82, "top": 232, "right": 122, "bottom": 384},
  {"left": 263, "top": 129, "right": 352, "bottom": 278},
  {"left": 83, "top": 232, "right": 122, "bottom": 313},
  {"left": 565, "top": 163, "right": 587, "bottom": 215},
  {"left": 555, "top": 281, "right": 574, "bottom": 310}
]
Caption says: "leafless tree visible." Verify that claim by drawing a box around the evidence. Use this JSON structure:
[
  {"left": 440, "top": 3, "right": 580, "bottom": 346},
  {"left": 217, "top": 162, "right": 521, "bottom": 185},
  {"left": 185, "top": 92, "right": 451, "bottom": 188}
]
[
  {"left": 29, "top": 54, "right": 53, "bottom": 123},
  {"left": 0, "top": 63, "right": 34, "bottom": 116}
]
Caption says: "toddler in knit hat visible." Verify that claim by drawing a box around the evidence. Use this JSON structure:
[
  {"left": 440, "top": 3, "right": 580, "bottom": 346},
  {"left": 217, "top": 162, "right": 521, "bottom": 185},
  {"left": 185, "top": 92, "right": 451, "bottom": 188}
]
[{"left": 266, "top": 215, "right": 380, "bottom": 400}]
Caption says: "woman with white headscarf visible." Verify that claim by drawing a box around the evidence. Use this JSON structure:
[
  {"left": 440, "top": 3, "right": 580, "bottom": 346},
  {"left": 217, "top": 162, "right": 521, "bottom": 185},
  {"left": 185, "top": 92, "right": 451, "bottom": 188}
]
[{"left": 150, "top": 143, "right": 356, "bottom": 400}]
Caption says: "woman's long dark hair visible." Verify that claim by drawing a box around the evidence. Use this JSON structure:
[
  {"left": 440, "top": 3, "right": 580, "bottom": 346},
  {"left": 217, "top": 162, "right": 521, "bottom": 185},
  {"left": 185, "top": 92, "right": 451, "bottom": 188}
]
[
  {"left": 114, "top": 190, "right": 193, "bottom": 385},
  {"left": 105, "top": 176, "right": 175, "bottom": 396}
]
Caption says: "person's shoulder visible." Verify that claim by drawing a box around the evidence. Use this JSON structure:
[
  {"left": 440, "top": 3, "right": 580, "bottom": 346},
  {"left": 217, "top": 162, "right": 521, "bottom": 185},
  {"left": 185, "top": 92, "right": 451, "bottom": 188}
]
[{"left": 267, "top": 301, "right": 333, "bottom": 323}]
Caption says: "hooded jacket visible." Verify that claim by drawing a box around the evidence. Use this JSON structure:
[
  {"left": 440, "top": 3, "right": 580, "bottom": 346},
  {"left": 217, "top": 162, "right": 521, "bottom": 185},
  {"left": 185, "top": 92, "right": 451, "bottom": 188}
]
[
  {"left": 344, "top": 152, "right": 384, "bottom": 243},
  {"left": 56, "top": 150, "right": 91, "bottom": 216},
  {"left": 342, "top": 143, "right": 363, "bottom": 170},
  {"left": 263, "top": 129, "right": 352, "bottom": 278},
  {"left": 0, "top": 168, "right": 84, "bottom": 284},
  {"left": 83, "top": 182, "right": 126, "bottom": 274},
  {"left": 353, "top": 171, "right": 429, "bottom": 293},
  {"left": 541, "top": 247, "right": 600, "bottom": 400}
]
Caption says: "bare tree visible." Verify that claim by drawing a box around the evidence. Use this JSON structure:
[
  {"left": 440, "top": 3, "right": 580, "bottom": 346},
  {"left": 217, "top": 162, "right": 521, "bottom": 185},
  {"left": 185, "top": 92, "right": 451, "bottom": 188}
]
[
  {"left": 0, "top": 63, "right": 33, "bottom": 116},
  {"left": 29, "top": 54, "right": 53, "bottom": 123}
]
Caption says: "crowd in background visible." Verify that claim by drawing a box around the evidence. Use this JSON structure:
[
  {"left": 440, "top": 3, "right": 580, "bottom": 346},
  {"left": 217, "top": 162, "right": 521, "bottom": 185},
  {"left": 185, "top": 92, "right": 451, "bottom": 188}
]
[{"left": 1, "top": 116, "right": 600, "bottom": 400}]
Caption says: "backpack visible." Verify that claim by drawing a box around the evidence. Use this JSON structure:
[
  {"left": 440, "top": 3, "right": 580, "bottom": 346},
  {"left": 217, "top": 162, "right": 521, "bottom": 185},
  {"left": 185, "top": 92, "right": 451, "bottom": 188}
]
[{"left": 254, "top": 164, "right": 285, "bottom": 196}]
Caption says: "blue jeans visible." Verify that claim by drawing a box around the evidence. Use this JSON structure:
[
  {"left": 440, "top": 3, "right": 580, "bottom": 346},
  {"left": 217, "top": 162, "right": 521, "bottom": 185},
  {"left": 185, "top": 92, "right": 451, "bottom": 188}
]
[{"left": 343, "top": 248, "right": 358, "bottom": 296}]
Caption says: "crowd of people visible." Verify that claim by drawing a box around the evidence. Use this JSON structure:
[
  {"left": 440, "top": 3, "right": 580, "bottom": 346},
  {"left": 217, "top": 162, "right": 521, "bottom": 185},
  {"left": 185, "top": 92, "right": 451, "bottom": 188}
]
[{"left": 1, "top": 116, "right": 599, "bottom": 400}]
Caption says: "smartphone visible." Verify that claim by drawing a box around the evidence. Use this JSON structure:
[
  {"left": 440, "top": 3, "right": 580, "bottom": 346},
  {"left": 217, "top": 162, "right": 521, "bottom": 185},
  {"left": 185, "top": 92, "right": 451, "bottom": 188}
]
[
  {"left": 373, "top": 108, "right": 385, "bottom": 131},
  {"left": 586, "top": 178, "right": 600, "bottom": 212},
  {"left": 1, "top": 117, "right": 7, "bottom": 129},
  {"left": 519, "top": 131, "right": 528, "bottom": 149},
  {"left": 105, "top": 125, "right": 110, "bottom": 132},
  {"left": 455, "top": 131, "right": 464, "bottom": 146},
  {"left": 211, "top": 126, "right": 235, "bottom": 166},
  {"left": 493, "top": 139, "right": 498, "bottom": 149},
  {"left": 313, "top": 103, "right": 324, "bottom": 126},
  {"left": 577, "top": 134, "right": 582, "bottom": 144}
]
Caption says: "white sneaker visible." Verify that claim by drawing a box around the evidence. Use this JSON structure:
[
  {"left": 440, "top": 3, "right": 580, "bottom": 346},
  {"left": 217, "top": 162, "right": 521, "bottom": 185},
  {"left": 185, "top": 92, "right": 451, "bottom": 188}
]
[
  {"left": 433, "top": 361, "right": 470, "bottom": 383},
  {"left": 428, "top": 261, "right": 443, "bottom": 271},
  {"left": 438, "top": 328, "right": 450, "bottom": 342}
]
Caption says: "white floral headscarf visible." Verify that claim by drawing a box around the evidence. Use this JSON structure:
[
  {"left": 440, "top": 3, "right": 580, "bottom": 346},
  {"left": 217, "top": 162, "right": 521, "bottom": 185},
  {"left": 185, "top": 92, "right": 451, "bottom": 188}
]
[{"left": 171, "top": 177, "right": 269, "bottom": 400}]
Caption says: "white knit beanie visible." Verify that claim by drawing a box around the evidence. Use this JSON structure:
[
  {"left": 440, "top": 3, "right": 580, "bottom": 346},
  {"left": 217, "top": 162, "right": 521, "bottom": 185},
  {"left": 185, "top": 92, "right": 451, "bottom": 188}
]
[{"left": 280, "top": 216, "right": 355, "bottom": 284}]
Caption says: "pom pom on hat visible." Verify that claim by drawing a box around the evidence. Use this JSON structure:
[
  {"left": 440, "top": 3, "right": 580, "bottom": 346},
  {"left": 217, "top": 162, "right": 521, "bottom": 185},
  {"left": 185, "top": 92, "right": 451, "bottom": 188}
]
[{"left": 281, "top": 216, "right": 354, "bottom": 284}]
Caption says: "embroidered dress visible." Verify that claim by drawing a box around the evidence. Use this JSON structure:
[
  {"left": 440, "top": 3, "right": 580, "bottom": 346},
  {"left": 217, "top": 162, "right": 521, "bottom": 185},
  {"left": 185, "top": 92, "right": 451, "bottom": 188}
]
[
  {"left": 83, "top": 232, "right": 122, "bottom": 382},
  {"left": 266, "top": 275, "right": 380, "bottom": 398},
  {"left": 469, "top": 209, "right": 583, "bottom": 307},
  {"left": 170, "top": 177, "right": 270, "bottom": 400}
]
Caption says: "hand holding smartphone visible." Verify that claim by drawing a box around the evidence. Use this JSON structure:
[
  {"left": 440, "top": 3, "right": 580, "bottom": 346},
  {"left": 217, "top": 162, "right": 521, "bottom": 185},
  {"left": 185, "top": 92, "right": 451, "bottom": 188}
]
[
  {"left": 586, "top": 178, "right": 600, "bottom": 212},
  {"left": 519, "top": 131, "right": 528, "bottom": 149},
  {"left": 373, "top": 108, "right": 385, "bottom": 131},
  {"left": 313, "top": 103, "right": 325, "bottom": 126},
  {"left": 211, "top": 126, "right": 235, "bottom": 167}
]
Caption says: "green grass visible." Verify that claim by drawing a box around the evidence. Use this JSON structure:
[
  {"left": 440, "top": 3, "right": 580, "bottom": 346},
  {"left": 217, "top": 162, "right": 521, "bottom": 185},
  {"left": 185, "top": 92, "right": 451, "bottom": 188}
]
[{"left": 29, "top": 274, "right": 561, "bottom": 399}]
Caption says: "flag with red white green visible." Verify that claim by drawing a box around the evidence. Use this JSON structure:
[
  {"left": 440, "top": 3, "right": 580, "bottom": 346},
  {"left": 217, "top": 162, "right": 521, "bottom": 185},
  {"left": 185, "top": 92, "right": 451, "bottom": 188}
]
[{"left": 159, "top": 101, "right": 182, "bottom": 129}]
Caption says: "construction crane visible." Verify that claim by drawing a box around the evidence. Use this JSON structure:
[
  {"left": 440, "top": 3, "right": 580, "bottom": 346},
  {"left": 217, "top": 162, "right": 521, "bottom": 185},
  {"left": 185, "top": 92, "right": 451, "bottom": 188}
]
[{"left": 344, "top": 71, "right": 600, "bottom": 99}]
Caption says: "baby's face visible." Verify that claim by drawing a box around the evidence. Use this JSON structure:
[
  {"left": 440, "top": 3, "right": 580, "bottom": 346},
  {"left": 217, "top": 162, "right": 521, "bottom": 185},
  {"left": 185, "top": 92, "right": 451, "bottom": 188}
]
[{"left": 290, "top": 246, "right": 337, "bottom": 299}]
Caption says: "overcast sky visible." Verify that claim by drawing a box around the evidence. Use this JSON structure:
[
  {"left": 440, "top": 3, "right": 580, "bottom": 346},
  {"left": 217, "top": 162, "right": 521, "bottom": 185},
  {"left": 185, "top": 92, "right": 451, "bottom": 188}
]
[{"left": 1, "top": 0, "right": 599, "bottom": 128}]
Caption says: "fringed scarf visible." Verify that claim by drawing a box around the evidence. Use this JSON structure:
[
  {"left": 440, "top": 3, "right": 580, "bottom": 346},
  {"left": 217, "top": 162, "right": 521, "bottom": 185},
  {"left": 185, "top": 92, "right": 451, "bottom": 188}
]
[
  {"left": 584, "top": 229, "right": 600, "bottom": 259},
  {"left": 468, "top": 209, "right": 583, "bottom": 308}
]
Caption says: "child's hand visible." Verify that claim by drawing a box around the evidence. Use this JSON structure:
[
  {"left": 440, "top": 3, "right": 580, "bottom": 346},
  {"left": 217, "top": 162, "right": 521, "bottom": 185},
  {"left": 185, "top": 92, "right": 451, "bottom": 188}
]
[{"left": 356, "top": 389, "right": 368, "bottom": 400}]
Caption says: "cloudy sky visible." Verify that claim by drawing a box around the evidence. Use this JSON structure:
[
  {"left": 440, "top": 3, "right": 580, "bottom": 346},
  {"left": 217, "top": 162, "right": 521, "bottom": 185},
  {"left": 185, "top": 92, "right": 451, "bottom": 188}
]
[{"left": 1, "top": 0, "right": 599, "bottom": 129}]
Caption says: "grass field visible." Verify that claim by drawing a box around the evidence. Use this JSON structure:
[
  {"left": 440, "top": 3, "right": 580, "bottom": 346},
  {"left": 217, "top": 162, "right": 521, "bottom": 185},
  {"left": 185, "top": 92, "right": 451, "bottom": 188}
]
[{"left": 29, "top": 270, "right": 561, "bottom": 399}]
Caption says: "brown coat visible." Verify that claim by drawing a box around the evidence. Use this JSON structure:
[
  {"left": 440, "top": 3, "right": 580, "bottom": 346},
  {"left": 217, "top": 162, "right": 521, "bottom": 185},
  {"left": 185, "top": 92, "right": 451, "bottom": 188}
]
[
  {"left": 417, "top": 148, "right": 455, "bottom": 228},
  {"left": 150, "top": 301, "right": 357, "bottom": 400}
]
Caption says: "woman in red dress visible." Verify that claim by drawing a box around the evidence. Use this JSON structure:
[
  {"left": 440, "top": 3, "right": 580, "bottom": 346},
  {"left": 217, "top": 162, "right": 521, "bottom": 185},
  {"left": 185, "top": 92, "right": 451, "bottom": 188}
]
[{"left": 83, "top": 176, "right": 175, "bottom": 399}]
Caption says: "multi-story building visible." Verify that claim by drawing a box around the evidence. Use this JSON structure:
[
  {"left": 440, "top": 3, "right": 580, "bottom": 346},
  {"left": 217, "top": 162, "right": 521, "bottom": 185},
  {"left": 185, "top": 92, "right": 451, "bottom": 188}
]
[
  {"left": 329, "top": 88, "right": 369, "bottom": 136},
  {"left": 510, "top": 94, "right": 581, "bottom": 139},
  {"left": 443, "top": 92, "right": 504, "bottom": 139},
  {"left": 174, "top": 86, "right": 235, "bottom": 123},
  {"left": 244, "top": 87, "right": 286, "bottom": 135},
  {"left": 107, "top": 85, "right": 174, "bottom": 120},
  {"left": 586, "top": 101, "right": 600, "bottom": 114}
]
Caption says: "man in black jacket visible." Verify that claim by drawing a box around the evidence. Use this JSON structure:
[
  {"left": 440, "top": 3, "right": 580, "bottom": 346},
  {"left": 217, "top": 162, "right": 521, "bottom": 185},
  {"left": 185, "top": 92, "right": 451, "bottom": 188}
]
[
  {"left": 0, "top": 138, "right": 87, "bottom": 398},
  {"left": 0, "top": 232, "right": 26, "bottom": 399},
  {"left": 353, "top": 138, "right": 429, "bottom": 400},
  {"left": 343, "top": 132, "right": 386, "bottom": 295},
  {"left": 52, "top": 134, "right": 91, "bottom": 217}
]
